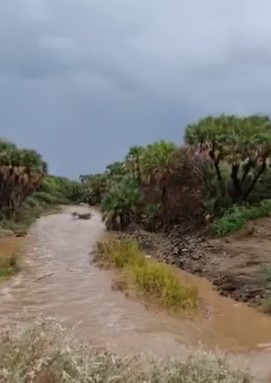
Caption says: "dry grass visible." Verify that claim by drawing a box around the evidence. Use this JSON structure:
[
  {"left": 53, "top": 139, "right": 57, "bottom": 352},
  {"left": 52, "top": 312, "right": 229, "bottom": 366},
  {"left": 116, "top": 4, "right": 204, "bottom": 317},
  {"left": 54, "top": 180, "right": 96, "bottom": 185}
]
[
  {"left": 0, "top": 238, "right": 22, "bottom": 279},
  {"left": 94, "top": 238, "right": 198, "bottom": 312},
  {"left": 0, "top": 318, "right": 258, "bottom": 383},
  {"left": 95, "top": 238, "right": 145, "bottom": 268},
  {"left": 129, "top": 260, "right": 198, "bottom": 311}
]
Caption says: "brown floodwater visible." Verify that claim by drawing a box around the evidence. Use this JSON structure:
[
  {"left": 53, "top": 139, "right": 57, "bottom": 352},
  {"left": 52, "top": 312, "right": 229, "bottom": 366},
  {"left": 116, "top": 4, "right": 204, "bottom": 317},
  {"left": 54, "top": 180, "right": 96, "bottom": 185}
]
[{"left": 0, "top": 206, "right": 271, "bottom": 378}]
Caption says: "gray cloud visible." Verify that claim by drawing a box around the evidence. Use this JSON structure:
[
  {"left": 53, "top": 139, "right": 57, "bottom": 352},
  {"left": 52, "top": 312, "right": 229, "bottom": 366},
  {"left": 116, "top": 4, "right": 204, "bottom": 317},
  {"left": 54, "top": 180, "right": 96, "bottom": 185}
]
[{"left": 1, "top": 0, "right": 271, "bottom": 177}]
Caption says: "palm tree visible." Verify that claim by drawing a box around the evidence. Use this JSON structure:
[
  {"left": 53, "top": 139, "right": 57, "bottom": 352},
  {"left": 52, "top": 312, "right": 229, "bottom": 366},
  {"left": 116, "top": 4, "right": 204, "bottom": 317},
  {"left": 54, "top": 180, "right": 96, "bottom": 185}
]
[
  {"left": 185, "top": 114, "right": 271, "bottom": 202},
  {"left": 21, "top": 149, "right": 43, "bottom": 170},
  {"left": 80, "top": 173, "right": 109, "bottom": 205},
  {"left": 101, "top": 176, "right": 141, "bottom": 230},
  {"left": 105, "top": 161, "right": 126, "bottom": 178},
  {"left": 125, "top": 145, "right": 145, "bottom": 182},
  {"left": 0, "top": 140, "right": 45, "bottom": 217},
  {"left": 141, "top": 141, "right": 177, "bottom": 222}
]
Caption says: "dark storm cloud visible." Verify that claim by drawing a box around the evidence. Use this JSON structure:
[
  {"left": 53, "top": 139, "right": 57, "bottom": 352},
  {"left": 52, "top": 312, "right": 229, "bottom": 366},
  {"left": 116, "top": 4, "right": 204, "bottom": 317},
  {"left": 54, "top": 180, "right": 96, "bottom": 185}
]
[{"left": 1, "top": 0, "right": 271, "bottom": 177}]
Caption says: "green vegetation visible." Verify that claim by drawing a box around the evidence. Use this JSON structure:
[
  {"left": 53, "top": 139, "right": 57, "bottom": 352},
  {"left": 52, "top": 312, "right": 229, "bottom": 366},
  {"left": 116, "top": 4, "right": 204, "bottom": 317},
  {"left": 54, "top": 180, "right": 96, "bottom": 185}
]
[
  {"left": 0, "top": 252, "right": 19, "bottom": 279},
  {"left": 81, "top": 141, "right": 204, "bottom": 231},
  {"left": 80, "top": 115, "right": 271, "bottom": 236},
  {"left": 185, "top": 115, "right": 271, "bottom": 203},
  {"left": 95, "top": 238, "right": 198, "bottom": 311},
  {"left": 211, "top": 200, "right": 271, "bottom": 236},
  {"left": 0, "top": 139, "right": 82, "bottom": 279},
  {"left": 95, "top": 238, "right": 145, "bottom": 268},
  {"left": 0, "top": 319, "right": 257, "bottom": 383},
  {"left": 101, "top": 176, "right": 142, "bottom": 230},
  {"left": 0, "top": 139, "right": 45, "bottom": 222},
  {"left": 0, "top": 139, "right": 82, "bottom": 235}
]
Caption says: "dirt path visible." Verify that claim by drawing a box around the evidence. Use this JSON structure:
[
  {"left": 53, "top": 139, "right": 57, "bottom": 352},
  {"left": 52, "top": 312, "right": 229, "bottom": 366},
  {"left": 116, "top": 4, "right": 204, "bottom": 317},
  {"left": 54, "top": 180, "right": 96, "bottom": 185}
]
[{"left": 0, "top": 207, "right": 271, "bottom": 378}]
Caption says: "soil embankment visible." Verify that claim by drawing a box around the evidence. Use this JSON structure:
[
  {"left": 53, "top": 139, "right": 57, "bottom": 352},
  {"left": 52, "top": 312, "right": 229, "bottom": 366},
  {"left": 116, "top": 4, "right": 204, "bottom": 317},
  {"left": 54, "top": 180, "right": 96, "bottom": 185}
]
[{"left": 121, "top": 218, "right": 271, "bottom": 308}]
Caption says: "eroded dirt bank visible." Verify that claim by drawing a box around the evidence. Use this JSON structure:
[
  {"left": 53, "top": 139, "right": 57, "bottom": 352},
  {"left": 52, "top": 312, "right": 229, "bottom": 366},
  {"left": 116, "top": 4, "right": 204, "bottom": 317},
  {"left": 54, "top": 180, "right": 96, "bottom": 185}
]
[
  {"left": 0, "top": 207, "right": 271, "bottom": 378},
  {"left": 121, "top": 218, "right": 271, "bottom": 308}
]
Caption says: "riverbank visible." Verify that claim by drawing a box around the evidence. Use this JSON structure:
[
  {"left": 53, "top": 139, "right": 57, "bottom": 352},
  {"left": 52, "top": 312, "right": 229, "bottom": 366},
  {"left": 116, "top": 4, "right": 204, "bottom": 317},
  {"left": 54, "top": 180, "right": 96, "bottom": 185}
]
[
  {"left": 0, "top": 237, "right": 24, "bottom": 280},
  {"left": 0, "top": 318, "right": 259, "bottom": 383},
  {"left": 0, "top": 204, "right": 62, "bottom": 281},
  {"left": 0, "top": 204, "right": 61, "bottom": 237},
  {"left": 118, "top": 217, "right": 271, "bottom": 311}
]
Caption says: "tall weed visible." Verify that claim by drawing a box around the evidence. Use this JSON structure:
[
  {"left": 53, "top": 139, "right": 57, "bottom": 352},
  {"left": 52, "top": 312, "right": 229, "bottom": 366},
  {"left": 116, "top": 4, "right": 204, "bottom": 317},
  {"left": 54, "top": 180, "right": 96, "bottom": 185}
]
[{"left": 95, "top": 239, "right": 198, "bottom": 311}]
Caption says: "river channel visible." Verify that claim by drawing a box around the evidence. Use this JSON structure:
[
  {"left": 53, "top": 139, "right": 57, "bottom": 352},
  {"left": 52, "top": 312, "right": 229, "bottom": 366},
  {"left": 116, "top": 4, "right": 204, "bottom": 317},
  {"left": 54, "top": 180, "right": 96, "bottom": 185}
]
[{"left": 0, "top": 207, "right": 271, "bottom": 378}]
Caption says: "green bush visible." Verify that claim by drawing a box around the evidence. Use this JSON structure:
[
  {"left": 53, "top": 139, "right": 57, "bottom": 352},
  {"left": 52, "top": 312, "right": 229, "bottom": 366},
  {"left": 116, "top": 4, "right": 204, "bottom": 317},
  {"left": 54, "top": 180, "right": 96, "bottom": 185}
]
[
  {"left": 101, "top": 176, "right": 142, "bottom": 230},
  {"left": 211, "top": 200, "right": 271, "bottom": 236},
  {"left": 38, "top": 175, "right": 82, "bottom": 204},
  {"left": 24, "top": 197, "right": 41, "bottom": 209},
  {"left": 33, "top": 191, "right": 60, "bottom": 205},
  {"left": 141, "top": 204, "right": 162, "bottom": 231}
]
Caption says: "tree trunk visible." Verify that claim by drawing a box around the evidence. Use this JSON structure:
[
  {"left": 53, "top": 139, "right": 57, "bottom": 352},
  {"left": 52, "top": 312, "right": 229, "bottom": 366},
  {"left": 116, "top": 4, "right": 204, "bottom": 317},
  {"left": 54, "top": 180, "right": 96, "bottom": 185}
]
[
  {"left": 209, "top": 147, "right": 225, "bottom": 197},
  {"left": 231, "top": 164, "right": 241, "bottom": 202},
  {"left": 131, "top": 163, "right": 136, "bottom": 180},
  {"left": 136, "top": 155, "right": 141, "bottom": 183},
  {"left": 214, "top": 160, "right": 226, "bottom": 197},
  {"left": 161, "top": 182, "right": 167, "bottom": 225},
  {"left": 243, "top": 162, "right": 266, "bottom": 200},
  {"left": 241, "top": 161, "right": 252, "bottom": 183}
]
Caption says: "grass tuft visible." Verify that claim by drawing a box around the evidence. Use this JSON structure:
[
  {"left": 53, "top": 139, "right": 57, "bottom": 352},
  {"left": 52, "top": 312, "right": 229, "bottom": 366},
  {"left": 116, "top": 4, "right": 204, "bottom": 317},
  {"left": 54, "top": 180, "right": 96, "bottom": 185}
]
[
  {"left": 131, "top": 260, "right": 198, "bottom": 310},
  {"left": 95, "top": 238, "right": 145, "bottom": 268},
  {"left": 0, "top": 255, "right": 20, "bottom": 279},
  {"left": 0, "top": 319, "right": 257, "bottom": 383},
  {"left": 94, "top": 238, "right": 198, "bottom": 311}
]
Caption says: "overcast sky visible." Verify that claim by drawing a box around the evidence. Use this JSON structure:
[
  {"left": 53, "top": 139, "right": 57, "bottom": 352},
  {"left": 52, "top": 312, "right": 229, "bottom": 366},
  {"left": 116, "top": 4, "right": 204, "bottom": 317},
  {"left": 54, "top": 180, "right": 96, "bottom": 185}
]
[{"left": 0, "top": 1, "right": 270, "bottom": 178}]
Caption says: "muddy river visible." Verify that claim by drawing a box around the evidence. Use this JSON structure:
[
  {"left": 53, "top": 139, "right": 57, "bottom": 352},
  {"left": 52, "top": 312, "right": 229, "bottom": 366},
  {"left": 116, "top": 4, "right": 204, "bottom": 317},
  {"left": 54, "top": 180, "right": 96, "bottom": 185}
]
[{"left": 0, "top": 206, "right": 271, "bottom": 378}]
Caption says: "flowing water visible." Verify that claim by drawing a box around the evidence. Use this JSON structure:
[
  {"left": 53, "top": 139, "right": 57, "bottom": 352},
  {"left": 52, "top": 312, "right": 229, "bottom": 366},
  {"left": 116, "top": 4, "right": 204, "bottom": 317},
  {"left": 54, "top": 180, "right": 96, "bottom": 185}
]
[{"left": 0, "top": 206, "right": 271, "bottom": 378}]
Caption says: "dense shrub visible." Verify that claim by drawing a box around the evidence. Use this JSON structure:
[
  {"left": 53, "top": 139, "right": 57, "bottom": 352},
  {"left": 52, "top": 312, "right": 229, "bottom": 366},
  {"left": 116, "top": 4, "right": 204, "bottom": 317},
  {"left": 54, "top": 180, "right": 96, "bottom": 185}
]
[{"left": 101, "top": 176, "right": 142, "bottom": 231}]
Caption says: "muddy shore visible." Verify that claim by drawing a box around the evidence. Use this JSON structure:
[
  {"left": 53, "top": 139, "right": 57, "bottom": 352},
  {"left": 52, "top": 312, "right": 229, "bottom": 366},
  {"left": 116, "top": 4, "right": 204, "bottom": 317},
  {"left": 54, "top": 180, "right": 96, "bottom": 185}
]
[{"left": 119, "top": 218, "right": 271, "bottom": 309}]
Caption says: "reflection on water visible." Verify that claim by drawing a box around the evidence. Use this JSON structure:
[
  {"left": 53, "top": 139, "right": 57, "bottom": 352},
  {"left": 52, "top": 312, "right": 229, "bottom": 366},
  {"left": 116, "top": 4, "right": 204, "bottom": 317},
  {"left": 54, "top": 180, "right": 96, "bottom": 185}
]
[{"left": 0, "top": 206, "right": 271, "bottom": 377}]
